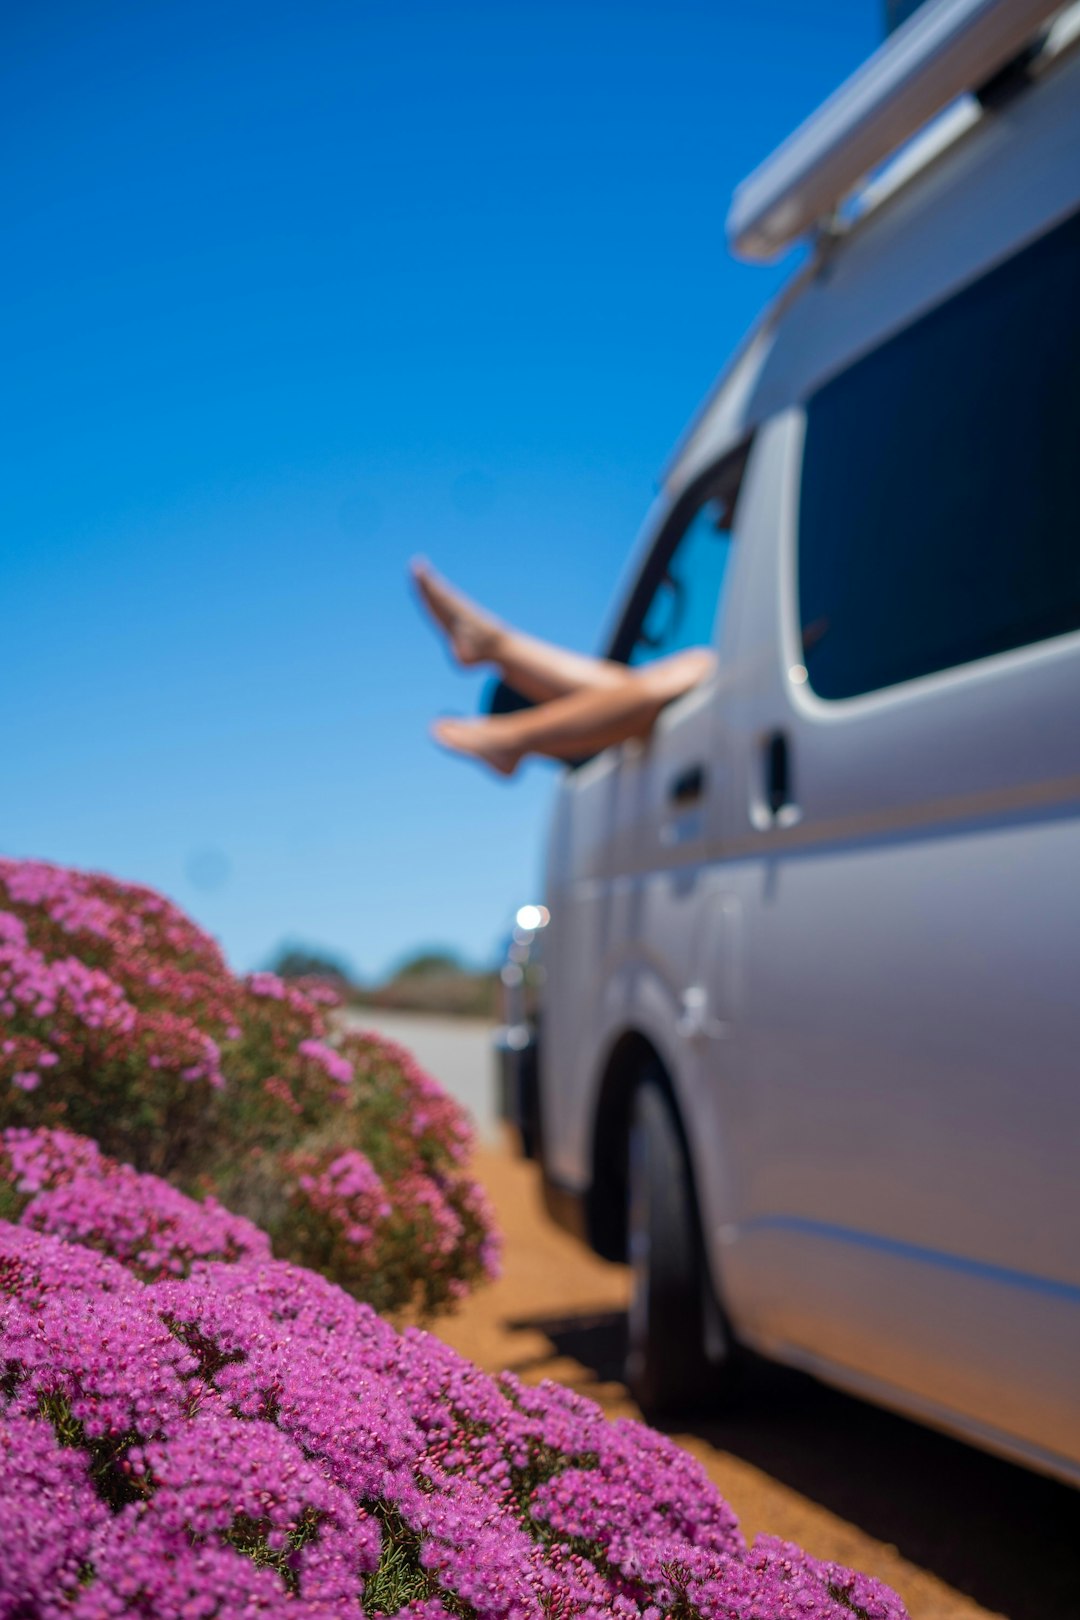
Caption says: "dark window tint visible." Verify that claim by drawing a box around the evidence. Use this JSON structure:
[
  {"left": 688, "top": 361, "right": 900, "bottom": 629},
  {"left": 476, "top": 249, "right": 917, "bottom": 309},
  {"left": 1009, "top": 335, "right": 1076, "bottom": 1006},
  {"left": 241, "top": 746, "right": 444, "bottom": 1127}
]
[{"left": 798, "top": 207, "right": 1080, "bottom": 700}]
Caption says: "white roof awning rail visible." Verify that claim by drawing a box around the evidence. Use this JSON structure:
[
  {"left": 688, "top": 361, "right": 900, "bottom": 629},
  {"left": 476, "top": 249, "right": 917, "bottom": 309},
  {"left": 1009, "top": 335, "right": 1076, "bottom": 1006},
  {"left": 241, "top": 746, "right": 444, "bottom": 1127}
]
[{"left": 727, "top": 0, "right": 1066, "bottom": 262}]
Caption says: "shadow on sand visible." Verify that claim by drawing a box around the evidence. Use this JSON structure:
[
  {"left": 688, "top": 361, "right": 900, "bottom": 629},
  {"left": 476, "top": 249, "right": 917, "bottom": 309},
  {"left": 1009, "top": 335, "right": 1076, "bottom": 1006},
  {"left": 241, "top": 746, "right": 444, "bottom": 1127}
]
[{"left": 507, "top": 1306, "right": 1080, "bottom": 1620}]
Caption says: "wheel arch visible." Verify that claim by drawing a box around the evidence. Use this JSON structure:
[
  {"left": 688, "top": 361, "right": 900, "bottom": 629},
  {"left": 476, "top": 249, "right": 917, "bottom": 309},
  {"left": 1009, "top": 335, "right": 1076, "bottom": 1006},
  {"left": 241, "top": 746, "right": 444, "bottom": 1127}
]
[{"left": 586, "top": 1028, "right": 695, "bottom": 1264}]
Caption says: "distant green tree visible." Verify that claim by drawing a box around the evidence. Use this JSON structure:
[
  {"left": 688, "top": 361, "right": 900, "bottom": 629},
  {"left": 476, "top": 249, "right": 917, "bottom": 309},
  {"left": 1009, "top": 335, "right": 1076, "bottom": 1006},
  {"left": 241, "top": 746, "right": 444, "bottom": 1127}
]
[
  {"left": 389, "top": 948, "right": 466, "bottom": 982},
  {"left": 267, "top": 944, "right": 354, "bottom": 984}
]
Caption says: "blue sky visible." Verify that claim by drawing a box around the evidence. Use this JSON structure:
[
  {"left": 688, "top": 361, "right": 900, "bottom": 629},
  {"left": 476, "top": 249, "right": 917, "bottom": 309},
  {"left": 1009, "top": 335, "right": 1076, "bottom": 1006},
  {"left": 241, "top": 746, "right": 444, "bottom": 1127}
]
[{"left": 3, "top": 1, "right": 879, "bottom": 979}]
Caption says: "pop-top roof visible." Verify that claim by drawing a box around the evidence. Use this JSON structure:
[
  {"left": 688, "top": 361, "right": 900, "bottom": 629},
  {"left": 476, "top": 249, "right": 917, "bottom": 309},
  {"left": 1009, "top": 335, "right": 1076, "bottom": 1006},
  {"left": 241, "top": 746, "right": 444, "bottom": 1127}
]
[{"left": 727, "top": 0, "right": 1066, "bottom": 261}]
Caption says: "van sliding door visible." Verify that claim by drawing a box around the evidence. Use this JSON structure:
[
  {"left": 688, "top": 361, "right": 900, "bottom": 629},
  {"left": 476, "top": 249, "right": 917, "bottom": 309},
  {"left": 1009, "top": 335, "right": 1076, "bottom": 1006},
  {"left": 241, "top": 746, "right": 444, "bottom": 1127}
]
[{"left": 729, "top": 208, "right": 1080, "bottom": 1474}]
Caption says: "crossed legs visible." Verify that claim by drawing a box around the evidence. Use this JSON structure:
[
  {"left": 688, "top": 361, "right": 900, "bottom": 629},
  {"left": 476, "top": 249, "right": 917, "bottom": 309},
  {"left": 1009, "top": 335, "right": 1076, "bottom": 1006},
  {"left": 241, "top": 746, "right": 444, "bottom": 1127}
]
[{"left": 412, "top": 560, "right": 715, "bottom": 776}]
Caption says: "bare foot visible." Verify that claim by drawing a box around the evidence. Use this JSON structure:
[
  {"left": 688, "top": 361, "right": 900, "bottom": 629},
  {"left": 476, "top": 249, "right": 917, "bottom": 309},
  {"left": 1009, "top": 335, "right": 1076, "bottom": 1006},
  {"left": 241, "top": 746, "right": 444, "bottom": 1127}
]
[
  {"left": 410, "top": 559, "right": 501, "bottom": 667},
  {"left": 431, "top": 717, "right": 521, "bottom": 777}
]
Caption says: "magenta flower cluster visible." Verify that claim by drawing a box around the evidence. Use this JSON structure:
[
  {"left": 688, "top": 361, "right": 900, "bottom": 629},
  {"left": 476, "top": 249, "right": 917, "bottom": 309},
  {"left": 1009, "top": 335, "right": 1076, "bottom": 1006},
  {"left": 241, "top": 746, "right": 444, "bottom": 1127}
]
[
  {"left": 0, "top": 858, "right": 498, "bottom": 1315},
  {"left": 296, "top": 1038, "right": 355, "bottom": 1090},
  {"left": 0, "top": 863, "right": 227, "bottom": 1093},
  {"left": 0, "top": 1127, "right": 270, "bottom": 1280},
  {"left": 0, "top": 1164, "right": 909, "bottom": 1620},
  {"left": 291, "top": 1150, "right": 393, "bottom": 1250}
]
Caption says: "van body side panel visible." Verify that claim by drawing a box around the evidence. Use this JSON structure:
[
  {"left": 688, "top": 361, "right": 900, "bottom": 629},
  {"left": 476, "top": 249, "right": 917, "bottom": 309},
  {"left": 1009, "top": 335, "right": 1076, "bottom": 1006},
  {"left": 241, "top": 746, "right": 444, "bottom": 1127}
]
[
  {"left": 541, "top": 683, "right": 729, "bottom": 1197},
  {"left": 539, "top": 38, "right": 1080, "bottom": 1480},
  {"left": 540, "top": 469, "right": 760, "bottom": 1227},
  {"left": 716, "top": 398, "right": 1080, "bottom": 1468}
]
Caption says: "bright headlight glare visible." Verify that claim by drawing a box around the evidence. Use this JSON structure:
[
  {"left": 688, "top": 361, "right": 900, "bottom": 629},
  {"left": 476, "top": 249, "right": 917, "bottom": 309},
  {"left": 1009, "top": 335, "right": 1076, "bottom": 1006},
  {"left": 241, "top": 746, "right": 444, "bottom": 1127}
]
[{"left": 515, "top": 903, "right": 549, "bottom": 931}]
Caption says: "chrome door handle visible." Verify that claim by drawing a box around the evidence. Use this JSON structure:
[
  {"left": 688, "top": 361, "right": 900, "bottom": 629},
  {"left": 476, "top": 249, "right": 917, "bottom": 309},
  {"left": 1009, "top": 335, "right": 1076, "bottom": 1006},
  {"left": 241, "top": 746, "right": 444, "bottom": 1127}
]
[{"left": 765, "top": 732, "right": 792, "bottom": 815}]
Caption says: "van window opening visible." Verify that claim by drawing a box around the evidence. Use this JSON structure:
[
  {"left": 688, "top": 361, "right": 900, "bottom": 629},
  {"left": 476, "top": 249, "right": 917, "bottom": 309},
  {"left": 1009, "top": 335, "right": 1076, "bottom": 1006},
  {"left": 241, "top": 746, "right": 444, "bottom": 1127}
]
[
  {"left": 629, "top": 494, "right": 735, "bottom": 667},
  {"left": 610, "top": 437, "right": 753, "bottom": 669}
]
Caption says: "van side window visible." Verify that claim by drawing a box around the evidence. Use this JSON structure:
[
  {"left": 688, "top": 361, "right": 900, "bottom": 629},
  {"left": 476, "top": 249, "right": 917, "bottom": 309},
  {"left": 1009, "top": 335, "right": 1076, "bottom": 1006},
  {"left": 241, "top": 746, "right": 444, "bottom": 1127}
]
[
  {"left": 798, "top": 205, "right": 1080, "bottom": 700},
  {"left": 613, "top": 446, "right": 750, "bottom": 668},
  {"left": 628, "top": 496, "right": 733, "bottom": 666}
]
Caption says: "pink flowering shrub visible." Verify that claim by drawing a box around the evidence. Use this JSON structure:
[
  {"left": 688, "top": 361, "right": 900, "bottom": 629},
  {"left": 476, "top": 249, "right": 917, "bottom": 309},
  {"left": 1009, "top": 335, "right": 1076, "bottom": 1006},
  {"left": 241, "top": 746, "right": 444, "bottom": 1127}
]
[
  {"left": 0, "top": 1127, "right": 271, "bottom": 1280},
  {"left": 0, "top": 858, "right": 498, "bottom": 1315},
  {"left": 0, "top": 1186, "right": 910, "bottom": 1620}
]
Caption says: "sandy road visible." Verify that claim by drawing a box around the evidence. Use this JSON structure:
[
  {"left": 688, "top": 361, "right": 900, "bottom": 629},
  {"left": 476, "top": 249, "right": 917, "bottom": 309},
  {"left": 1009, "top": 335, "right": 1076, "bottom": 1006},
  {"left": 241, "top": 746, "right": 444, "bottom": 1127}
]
[{"left": 352, "top": 1012, "right": 1080, "bottom": 1620}]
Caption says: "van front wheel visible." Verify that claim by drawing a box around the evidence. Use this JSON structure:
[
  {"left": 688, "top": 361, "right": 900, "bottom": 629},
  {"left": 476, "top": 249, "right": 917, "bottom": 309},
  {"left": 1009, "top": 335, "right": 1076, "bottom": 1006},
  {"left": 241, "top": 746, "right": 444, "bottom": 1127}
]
[{"left": 624, "top": 1072, "right": 732, "bottom": 1416}]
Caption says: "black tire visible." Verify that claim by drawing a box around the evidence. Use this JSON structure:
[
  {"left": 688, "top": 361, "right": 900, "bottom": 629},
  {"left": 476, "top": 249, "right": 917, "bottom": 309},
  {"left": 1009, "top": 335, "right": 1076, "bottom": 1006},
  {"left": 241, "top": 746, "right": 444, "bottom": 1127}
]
[{"left": 624, "top": 1068, "right": 734, "bottom": 1416}]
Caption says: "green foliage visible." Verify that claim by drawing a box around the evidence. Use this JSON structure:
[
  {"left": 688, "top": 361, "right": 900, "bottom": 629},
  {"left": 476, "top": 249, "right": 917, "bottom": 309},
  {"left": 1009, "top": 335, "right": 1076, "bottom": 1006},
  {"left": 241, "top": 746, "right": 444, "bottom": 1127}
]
[
  {"left": 362, "top": 1504, "right": 473, "bottom": 1619},
  {"left": 267, "top": 943, "right": 354, "bottom": 984},
  {"left": 388, "top": 949, "right": 467, "bottom": 981}
]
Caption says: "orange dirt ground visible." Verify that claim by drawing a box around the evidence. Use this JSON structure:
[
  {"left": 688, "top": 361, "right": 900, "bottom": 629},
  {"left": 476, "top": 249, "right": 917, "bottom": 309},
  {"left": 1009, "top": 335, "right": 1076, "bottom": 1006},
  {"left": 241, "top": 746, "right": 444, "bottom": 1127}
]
[{"left": 431, "top": 1142, "right": 1080, "bottom": 1620}]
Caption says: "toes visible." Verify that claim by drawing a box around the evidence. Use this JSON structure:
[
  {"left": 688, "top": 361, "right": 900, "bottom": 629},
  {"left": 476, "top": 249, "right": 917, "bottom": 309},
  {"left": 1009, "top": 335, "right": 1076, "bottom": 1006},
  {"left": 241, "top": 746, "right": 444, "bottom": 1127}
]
[
  {"left": 431, "top": 717, "right": 519, "bottom": 777},
  {"left": 411, "top": 564, "right": 498, "bottom": 666},
  {"left": 432, "top": 718, "right": 470, "bottom": 750},
  {"left": 411, "top": 561, "right": 455, "bottom": 624}
]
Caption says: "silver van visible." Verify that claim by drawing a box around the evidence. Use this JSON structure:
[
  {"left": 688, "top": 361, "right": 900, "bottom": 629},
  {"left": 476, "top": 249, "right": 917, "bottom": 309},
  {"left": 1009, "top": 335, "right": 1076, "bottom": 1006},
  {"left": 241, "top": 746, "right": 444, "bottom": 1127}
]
[{"left": 497, "top": 0, "right": 1080, "bottom": 1486}]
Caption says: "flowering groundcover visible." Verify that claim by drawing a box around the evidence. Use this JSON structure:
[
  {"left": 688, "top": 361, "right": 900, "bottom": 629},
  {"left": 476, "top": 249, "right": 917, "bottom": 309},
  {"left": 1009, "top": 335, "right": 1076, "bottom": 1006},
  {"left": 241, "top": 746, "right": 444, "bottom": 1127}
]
[
  {"left": 0, "top": 1144, "right": 909, "bottom": 1620},
  {"left": 0, "top": 859, "right": 497, "bottom": 1315}
]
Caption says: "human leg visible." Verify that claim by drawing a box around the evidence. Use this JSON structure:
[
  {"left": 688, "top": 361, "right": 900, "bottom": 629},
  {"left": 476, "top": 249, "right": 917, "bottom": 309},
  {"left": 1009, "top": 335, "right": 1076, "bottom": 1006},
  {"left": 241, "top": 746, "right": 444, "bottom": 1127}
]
[
  {"left": 411, "top": 559, "right": 629, "bottom": 702},
  {"left": 431, "top": 647, "right": 716, "bottom": 776}
]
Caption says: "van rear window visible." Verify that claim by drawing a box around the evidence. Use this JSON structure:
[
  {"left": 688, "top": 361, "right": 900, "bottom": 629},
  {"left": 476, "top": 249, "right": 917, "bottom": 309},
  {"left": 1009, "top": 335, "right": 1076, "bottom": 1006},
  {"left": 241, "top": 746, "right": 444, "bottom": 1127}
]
[{"left": 797, "top": 206, "right": 1080, "bottom": 700}]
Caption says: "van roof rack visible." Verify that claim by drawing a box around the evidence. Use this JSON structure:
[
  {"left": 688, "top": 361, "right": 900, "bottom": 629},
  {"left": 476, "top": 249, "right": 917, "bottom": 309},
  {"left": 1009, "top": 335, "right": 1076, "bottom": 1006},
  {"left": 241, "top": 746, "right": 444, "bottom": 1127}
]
[{"left": 727, "top": 0, "right": 1066, "bottom": 262}]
